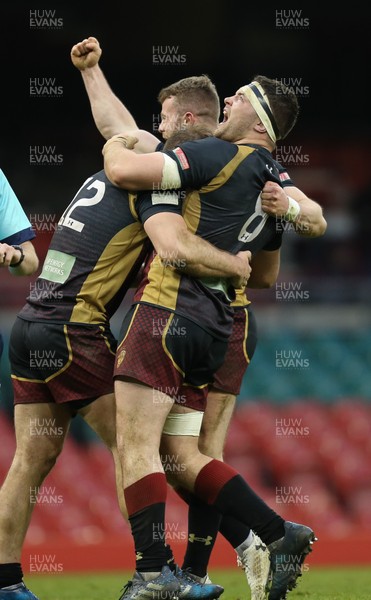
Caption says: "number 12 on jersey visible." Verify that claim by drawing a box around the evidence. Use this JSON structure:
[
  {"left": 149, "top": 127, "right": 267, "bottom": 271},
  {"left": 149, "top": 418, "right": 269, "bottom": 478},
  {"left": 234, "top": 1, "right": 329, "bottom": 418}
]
[{"left": 58, "top": 177, "right": 105, "bottom": 232}]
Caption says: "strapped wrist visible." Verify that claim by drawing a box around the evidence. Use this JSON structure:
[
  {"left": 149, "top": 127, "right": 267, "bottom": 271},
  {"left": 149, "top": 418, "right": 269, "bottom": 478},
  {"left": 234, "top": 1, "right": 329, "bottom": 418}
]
[{"left": 284, "top": 196, "right": 301, "bottom": 222}]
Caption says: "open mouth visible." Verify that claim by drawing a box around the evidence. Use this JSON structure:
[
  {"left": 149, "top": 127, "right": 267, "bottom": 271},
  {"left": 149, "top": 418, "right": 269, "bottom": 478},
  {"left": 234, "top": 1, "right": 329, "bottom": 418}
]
[{"left": 221, "top": 110, "right": 229, "bottom": 124}]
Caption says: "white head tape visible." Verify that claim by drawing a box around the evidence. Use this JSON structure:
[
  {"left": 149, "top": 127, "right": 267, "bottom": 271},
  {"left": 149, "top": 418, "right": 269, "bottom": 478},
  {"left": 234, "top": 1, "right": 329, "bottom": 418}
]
[{"left": 238, "top": 81, "right": 280, "bottom": 143}]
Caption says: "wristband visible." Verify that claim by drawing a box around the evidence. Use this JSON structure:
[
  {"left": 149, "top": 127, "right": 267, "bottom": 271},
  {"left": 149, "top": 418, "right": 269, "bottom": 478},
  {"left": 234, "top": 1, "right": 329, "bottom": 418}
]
[
  {"left": 10, "top": 245, "right": 25, "bottom": 267},
  {"left": 284, "top": 196, "right": 301, "bottom": 222}
]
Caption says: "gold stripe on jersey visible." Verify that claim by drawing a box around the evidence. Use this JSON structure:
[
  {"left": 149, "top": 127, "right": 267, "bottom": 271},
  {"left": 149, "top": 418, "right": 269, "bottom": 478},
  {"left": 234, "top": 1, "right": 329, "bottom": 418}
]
[
  {"left": 162, "top": 313, "right": 185, "bottom": 376},
  {"left": 182, "top": 189, "right": 201, "bottom": 234},
  {"left": 198, "top": 146, "right": 255, "bottom": 194},
  {"left": 231, "top": 287, "right": 251, "bottom": 307},
  {"left": 70, "top": 223, "right": 146, "bottom": 324},
  {"left": 140, "top": 255, "right": 183, "bottom": 310},
  {"left": 128, "top": 193, "right": 139, "bottom": 220},
  {"left": 11, "top": 374, "right": 45, "bottom": 384},
  {"left": 11, "top": 324, "right": 73, "bottom": 383},
  {"left": 182, "top": 381, "right": 209, "bottom": 390},
  {"left": 242, "top": 307, "right": 250, "bottom": 363},
  {"left": 99, "top": 325, "right": 116, "bottom": 356},
  {"left": 117, "top": 304, "right": 140, "bottom": 352}
]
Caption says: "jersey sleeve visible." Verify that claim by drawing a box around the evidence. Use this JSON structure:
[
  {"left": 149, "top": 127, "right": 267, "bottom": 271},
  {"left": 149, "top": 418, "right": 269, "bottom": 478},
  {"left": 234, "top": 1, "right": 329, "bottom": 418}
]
[
  {"left": 0, "top": 169, "right": 35, "bottom": 243},
  {"left": 263, "top": 230, "right": 282, "bottom": 251},
  {"left": 273, "top": 160, "right": 295, "bottom": 187},
  {"left": 136, "top": 190, "right": 183, "bottom": 223},
  {"left": 163, "top": 137, "right": 237, "bottom": 189}
]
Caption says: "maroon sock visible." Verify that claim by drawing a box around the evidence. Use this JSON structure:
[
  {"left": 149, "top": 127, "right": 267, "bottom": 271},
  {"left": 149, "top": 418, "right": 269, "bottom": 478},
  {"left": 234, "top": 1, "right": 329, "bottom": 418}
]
[
  {"left": 125, "top": 472, "right": 169, "bottom": 572},
  {"left": 194, "top": 460, "right": 285, "bottom": 545}
]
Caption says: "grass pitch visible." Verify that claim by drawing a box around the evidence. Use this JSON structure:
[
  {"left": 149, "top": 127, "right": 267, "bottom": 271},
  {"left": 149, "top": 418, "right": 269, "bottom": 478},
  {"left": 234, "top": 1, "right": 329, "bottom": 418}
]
[{"left": 25, "top": 566, "right": 370, "bottom": 599}]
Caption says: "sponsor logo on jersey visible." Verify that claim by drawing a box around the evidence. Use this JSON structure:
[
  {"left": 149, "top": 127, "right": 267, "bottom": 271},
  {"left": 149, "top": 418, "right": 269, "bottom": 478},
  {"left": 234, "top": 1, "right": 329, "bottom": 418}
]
[
  {"left": 151, "top": 191, "right": 179, "bottom": 205},
  {"left": 173, "top": 147, "right": 190, "bottom": 170},
  {"left": 279, "top": 171, "right": 290, "bottom": 181}
]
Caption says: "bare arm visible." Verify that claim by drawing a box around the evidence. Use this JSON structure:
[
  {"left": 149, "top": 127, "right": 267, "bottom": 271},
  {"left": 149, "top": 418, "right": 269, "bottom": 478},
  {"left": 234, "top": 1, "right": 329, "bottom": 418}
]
[
  {"left": 103, "top": 136, "right": 167, "bottom": 190},
  {"left": 247, "top": 249, "right": 280, "bottom": 288},
  {"left": 71, "top": 37, "right": 159, "bottom": 152},
  {"left": 144, "top": 212, "right": 251, "bottom": 286},
  {"left": 0, "top": 240, "right": 39, "bottom": 276},
  {"left": 261, "top": 181, "right": 327, "bottom": 237},
  {"left": 174, "top": 251, "right": 251, "bottom": 288}
]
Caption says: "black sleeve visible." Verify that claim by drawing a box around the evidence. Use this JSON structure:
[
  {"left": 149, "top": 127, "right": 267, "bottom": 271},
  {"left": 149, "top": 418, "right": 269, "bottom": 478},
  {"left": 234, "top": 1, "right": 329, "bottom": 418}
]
[
  {"left": 263, "top": 231, "right": 282, "bottom": 251},
  {"left": 163, "top": 137, "right": 238, "bottom": 189},
  {"left": 272, "top": 158, "right": 295, "bottom": 187},
  {"left": 136, "top": 190, "right": 183, "bottom": 224}
]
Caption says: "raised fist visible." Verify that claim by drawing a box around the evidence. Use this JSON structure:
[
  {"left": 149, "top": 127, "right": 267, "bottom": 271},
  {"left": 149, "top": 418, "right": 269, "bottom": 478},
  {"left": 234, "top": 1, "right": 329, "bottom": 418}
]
[{"left": 71, "top": 36, "right": 102, "bottom": 70}]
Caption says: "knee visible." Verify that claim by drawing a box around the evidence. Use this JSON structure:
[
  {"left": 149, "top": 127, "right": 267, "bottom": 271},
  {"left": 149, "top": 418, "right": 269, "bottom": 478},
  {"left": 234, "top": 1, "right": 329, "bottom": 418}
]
[
  {"left": 15, "top": 438, "right": 64, "bottom": 475},
  {"left": 41, "top": 444, "right": 63, "bottom": 471}
]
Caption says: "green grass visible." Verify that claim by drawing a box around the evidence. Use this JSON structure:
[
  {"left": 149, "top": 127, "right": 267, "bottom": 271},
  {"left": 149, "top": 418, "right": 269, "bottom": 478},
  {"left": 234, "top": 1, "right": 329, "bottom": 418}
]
[{"left": 25, "top": 566, "right": 371, "bottom": 599}]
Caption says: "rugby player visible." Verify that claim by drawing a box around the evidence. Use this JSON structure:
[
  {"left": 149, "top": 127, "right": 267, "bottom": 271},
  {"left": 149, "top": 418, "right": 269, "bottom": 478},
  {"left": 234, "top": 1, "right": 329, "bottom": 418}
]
[
  {"left": 72, "top": 37, "right": 325, "bottom": 600},
  {"left": 103, "top": 75, "right": 318, "bottom": 600}
]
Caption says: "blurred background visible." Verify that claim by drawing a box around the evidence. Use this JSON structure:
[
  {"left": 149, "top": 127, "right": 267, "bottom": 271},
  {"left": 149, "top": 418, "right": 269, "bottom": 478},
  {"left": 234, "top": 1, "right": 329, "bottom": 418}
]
[{"left": 0, "top": 4, "right": 370, "bottom": 571}]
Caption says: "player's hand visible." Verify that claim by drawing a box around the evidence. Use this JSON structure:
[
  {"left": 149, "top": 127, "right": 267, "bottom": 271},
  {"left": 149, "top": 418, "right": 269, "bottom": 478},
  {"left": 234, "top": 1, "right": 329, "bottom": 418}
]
[
  {"left": 0, "top": 243, "right": 22, "bottom": 268},
  {"left": 71, "top": 36, "right": 102, "bottom": 70},
  {"left": 261, "top": 181, "right": 290, "bottom": 217},
  {"left": 119, "top": 134, "right": 139, "bottom": 150},
  {"left": 102, "top": 134, "right": 139, "bottom": 155},
  {"left": 230, "top": 250, "right": 251, "bottom": 289}
]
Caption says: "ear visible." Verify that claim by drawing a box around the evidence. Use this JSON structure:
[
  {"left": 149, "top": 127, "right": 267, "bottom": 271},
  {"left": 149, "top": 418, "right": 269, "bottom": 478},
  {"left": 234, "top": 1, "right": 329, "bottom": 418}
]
[
  {"left": 254, "top": 121, "right": 267, "bottom": 134},
  {"left": 183, "top": 112, "right": 196, "bottom": 125}
]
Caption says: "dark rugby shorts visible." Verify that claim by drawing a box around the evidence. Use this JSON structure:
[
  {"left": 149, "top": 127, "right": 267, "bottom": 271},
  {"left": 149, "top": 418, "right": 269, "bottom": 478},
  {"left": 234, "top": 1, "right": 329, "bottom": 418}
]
[
  {"left": 212, "top": 305, "right": 258, "bottom": 395},
  {"left": 114, "top": 303, "right": 228, "bottom": 412},
  {"left": 10, "top": 317, "right": 117, "bottom": 407}
]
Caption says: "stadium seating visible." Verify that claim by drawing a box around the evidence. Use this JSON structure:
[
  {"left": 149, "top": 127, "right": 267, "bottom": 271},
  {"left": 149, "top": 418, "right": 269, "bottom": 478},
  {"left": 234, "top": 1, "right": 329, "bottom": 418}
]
[
  {"left": 1, "top": 328, "right": 370, "bottom": 567},
  {"left": 1, "top": 397, "right": 369, "bottom": 549}
]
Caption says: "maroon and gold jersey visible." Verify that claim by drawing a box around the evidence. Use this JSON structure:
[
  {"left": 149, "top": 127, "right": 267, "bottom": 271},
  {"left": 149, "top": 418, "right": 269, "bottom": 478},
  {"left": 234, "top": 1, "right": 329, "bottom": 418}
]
[
  {"left": 133, "top": 138, "right": 284, "bottom": 338},
  {"left": 19, "top": 170, "right": 151, "bottom": 326}
]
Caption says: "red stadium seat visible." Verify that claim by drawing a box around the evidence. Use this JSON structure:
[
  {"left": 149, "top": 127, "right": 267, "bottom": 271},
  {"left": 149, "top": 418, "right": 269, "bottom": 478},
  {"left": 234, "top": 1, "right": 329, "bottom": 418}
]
[{"left": 348, "top": 488, "right": 371, "bottom": 529}]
